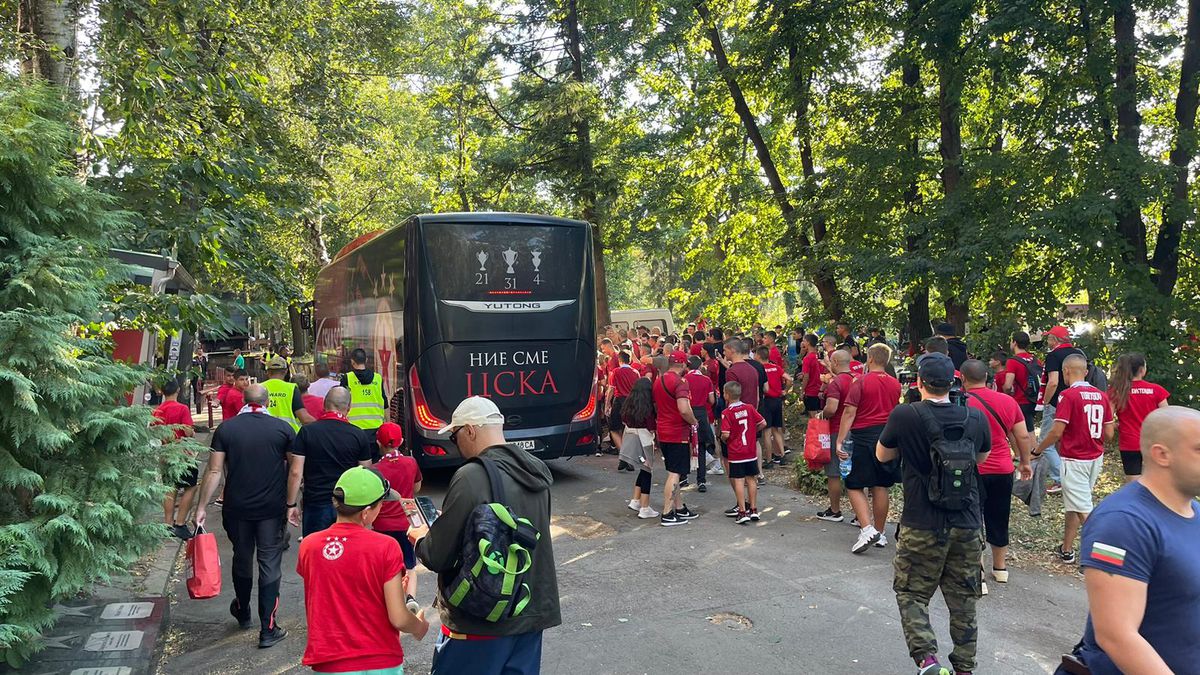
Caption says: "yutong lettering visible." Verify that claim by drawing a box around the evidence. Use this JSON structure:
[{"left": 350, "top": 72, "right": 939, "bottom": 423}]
[{"left": 465, "top": 349, "right": 558, "bottom": 398}]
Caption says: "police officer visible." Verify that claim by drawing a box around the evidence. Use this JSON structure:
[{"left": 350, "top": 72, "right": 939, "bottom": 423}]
[
  {"left": 262, "top": 357, "right": 316, "bottom": 431},
  {"left": 340, "top": 348, "right": 387, "bottom": 434}
]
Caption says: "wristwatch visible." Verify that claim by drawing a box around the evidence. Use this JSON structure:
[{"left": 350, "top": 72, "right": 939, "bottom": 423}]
[{"left": 287, "top": 502, "right": 297, "bottom": 508}]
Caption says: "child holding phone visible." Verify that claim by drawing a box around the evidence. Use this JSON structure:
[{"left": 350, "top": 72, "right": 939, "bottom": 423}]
[{"left": 372, "top": 423, "right": 423, "bottom": 609}]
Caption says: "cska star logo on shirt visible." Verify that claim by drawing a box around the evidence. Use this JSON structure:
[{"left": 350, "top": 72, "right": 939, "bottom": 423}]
[{"left": 322, "top": 536, "right": 348, "bottom": 561}]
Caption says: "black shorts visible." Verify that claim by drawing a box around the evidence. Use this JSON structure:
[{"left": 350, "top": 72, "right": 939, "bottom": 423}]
[
  {"left": 804, "top": 396, "right": 822, "bottom": 412},
  {"left": 979, "top": 472, "right": 1014, "bottom": 548},
  {"left": 1120, "top": 450, "right": 1142, "bottom": 476},
  {"left": 174, "top": 465, "right": 200, "bottom": 489},
  {"left": 844, "top": 425, "right": 898, "bottom": 490},
  {"left": 662, "top": 442, "right": 690, "bottom": 476},
  {"left": 761, "top": 396, "right": 784, "bottom": 428},
  {"left": 609, "top": 397, "right": 626, "bottom": 432},
  {"left": 729, "top": 460, "right": 760, "bottom": 479}
]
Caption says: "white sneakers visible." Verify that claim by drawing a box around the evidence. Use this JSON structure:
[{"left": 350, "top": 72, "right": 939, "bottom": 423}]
[
  {"left": 875, "top": 533, "right": 888, "bottom": 548},
  {"left": 852, "top": 525, "right": 881, "bottom": 554},
  {"left": 638, "top": 506, "right": 660, "bottom": 519},
  {"left": 708, "top": 463, "right": 725, "bottom": 475},
  {"left": 992, "top": 568, "right": 1009, "bottom": 583},
  {"left": 628, "top": 499, "right": 640, "bottom": 511}
]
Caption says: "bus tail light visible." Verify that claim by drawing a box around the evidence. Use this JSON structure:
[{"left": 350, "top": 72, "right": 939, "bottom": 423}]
[
  {"left": 423, "top": 445, "right": 447, "bottom": 456},
  {"left": 572, "top": 390, "right": 597, "bottom": 422},
  {"left": 575, "top": 434, "right": 595, "bottom": 446},
  {"left": 409, "top": 367, "right": 448, "bottom": 431}
]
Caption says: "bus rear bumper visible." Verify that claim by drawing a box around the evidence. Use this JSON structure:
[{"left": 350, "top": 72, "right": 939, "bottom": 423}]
[{"left": 412, "top": 418, "right": 599, "bottom": 468}]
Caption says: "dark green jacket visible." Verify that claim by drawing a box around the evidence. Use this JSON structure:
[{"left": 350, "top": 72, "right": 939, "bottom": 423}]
[{"left": 415, "top": 444, "right": 561, "bottom": 636}]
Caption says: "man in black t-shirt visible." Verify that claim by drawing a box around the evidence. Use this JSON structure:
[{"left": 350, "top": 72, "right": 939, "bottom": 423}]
[
  {"left": 876, "top": 353, "right": 991, "bottom": 675},
  {"left": 195, "top": 384, "right": 295, "bottom": 648},
  {"left": 286, "top": 387, "right": 374, "bottom": 536},
  {"left": 837, "top": 321, "right": 864, "bottom": 363}
]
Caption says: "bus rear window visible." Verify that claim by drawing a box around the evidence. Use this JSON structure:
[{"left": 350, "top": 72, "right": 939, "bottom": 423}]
[{"left": 424, "top": 223, "right": 583, "bottom": 301}]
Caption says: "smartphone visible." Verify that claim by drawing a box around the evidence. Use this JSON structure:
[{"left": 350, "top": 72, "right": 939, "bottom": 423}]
[
  {"left": 416, "top": 496, "right": 439, "bottom": 526},
  {"left": 399, "top": 498, "right": 425, "bottom": 528}
]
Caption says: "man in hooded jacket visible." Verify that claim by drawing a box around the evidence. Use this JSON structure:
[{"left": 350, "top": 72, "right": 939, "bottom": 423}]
[{"left": 409, "top": 397, "right": 561, "bottom": 674}]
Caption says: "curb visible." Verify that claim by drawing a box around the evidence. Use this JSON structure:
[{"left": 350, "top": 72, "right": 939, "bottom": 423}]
[{"left": 147, "top": 538, "right": 185, "bottom": 674}]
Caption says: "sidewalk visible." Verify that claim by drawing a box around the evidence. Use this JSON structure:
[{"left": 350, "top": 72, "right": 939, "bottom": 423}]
[{"left": 158, "top": 454, "right": 1089, "bottom": 674}]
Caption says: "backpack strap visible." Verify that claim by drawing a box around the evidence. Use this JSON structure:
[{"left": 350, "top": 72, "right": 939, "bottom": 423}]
[
  {"left": 912, "top": 401, "right": 945, "bottom": 444},
  {"left": 476, "top": 453, "right": 507, "bottom": 506},
  {"left": 476, "top": 452, "right": 539, "bottom": 551},
  {"left": 966, "top": 391, "right": 1005, "bottom": 429}
]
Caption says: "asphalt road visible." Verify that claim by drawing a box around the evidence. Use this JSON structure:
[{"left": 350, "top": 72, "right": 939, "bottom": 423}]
[{"left": 158, "top": 453, "right": 1088, "bottom": 674}]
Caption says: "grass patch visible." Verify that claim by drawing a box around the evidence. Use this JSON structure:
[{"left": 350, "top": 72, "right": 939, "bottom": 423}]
[{"left": 784, "top": 408, "right": 1128, "bottom": 573}]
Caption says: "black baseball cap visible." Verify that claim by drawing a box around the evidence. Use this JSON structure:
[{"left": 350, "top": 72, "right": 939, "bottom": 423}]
[{"left": 917, "top": 352, "right": 956, "bottom": 387}]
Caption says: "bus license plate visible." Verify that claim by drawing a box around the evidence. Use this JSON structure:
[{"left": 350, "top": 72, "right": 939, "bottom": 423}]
[{"left": 513, "top": 440, "right": 538, "bottom": 451}]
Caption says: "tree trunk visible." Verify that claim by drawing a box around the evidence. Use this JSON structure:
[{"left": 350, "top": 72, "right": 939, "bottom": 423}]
[
  {"left": 1112, "top": 0, "right": 1148, "bottom": 266},
  {"left": 288, "top": 304, "right": 308, "bottom": 356},
  {"left": 901, "top": 1, "right": 931, "bottom": 349},
  {"left": 17, "top": 0, "right": 79, "bottom": 91},
  {"left": 696, "top": 0, "right": 842, "bottom": 320},
  {"left": 1152, "top": 0, "right": 1199, "bottom": 296},
  {"left": 565, "top": 0, "right": 610, "bottom": 326},
  {"left": 934, "top": 3, "right": 971, "bottom": 336},
  {"left": 305, "top": 214, "right": 331, "bottom": 268}
]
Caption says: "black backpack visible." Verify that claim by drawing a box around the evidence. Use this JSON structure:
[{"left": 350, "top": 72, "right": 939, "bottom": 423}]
[
  {"left": 1085, "top": 361, "right": 1108, "bottom": 391},
  {"left": 1011, "top": 354, "right": 1043, "bottom": 402},
  {"left": 440, "top": 453, "right": 540, "bottom": 623},
  {"left": 913, "top": 402, "right": 979, "bottom": 511}
]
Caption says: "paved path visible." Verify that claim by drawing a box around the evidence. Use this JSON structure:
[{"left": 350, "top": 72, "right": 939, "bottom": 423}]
[{"left": 158, "top": 455, "right": 1087, "bottom": 674}]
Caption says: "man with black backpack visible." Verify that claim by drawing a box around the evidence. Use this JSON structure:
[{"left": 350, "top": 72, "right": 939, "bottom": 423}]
[
  {"left": 408, "top": 397, "right": 561, "bottom": 674},
  {"left": 1005, "top": 331, "right": 1042, "bottom": 432},
  {"left": 876, "top": 353, "right": 992, "bottom": 675}
]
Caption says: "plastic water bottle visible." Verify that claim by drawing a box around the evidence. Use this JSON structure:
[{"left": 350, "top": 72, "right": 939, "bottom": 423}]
[{"left": 839, "top": 438, "right": 853, "bottom": 478}]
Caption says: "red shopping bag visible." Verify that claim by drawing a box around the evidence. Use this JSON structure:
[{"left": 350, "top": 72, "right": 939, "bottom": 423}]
[
  {"left": 804, "top": 418, "right": 832, "bottom": 471},
  {"left": 186, "top": 528, "right": 222, "bottom": 600}
]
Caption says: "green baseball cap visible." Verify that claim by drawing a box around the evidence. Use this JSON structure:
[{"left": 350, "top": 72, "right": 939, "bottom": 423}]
[{"left": 333, "top": 467, "right": 400, "bottom": 507}]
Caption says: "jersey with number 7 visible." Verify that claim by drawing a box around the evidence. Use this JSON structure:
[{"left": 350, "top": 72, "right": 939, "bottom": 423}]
[
  {"left": 1054, "top": 383, "right": 1114, "bottom": 461},
  {"left": 720, "top": 401, "right": 765, "bottom": 463}
]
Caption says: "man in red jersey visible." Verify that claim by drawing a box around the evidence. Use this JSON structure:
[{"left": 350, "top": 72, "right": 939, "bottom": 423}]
[
  {"left": 298, "top": 467, "right": 429, "bottom": 674},
  {"left": 837, "top": 343, "right": 902, "bottom": 553},
  {"left": 816, "top": 350, "right": 855, "bottom": 522},
  {"left": 220, "top": 369, "right": 249, "bottom": 423},
  {"left": 653, "top": 352, "right": 699, "bottom": 526},
  {"left": 798, "top": 334, "right": 823, "bottom": 418},
  {"left": 763, "top": 331, "right": 785, "bottom": 369},
  {"left": 1035, "top": 354, "right": 1114, "bottom": 564},
  {"left": 1004, "top": 331, "right": 1040, "bottom": 432}
]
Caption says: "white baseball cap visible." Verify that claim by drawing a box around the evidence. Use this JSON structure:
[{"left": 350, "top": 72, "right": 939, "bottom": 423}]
[{"left": 437, "top": 396, "right": 505, "bottom": 435}]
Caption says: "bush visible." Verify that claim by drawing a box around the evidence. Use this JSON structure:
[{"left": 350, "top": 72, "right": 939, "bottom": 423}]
[{"left": 0, "top": 78, "right": 192, "bottom": 666}]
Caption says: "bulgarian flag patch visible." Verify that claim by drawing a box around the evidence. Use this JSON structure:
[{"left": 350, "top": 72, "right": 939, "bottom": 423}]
[{"left": 1091, "top": 542, "right": 1127, "bottom": 567}]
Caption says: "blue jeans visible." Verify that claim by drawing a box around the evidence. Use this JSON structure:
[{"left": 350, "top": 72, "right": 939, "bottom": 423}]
[
  {"left": 1040, "top": 403, "right": 1062, "bottom": 483},
  {"left": 302, "top": 502, "right": 336, "bottom": 537},
  {"left": 432, "top": 630, "right": 543, "bottom": 675}
]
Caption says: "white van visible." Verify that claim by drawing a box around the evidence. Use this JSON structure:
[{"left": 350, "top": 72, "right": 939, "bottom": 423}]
[{"left": 608, "top": 309, "right": 676, "bottom": 336}]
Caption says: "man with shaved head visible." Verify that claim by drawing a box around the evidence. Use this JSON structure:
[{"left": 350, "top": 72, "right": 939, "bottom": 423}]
[
  {"left": 1062, "top": 406, "right": 1200, "bottom": 674},
  {"left": 1035, "top": 354, "right": 1114, "bottom": 564},
  {"left": 195, "top": 383, "right": 297, "bottom": 647},
  {"left": 815, "top": 350, "right": 854, "bottom": 522},
  {"left": 287, "top": 386, "right": 375, "bottom": 537}
]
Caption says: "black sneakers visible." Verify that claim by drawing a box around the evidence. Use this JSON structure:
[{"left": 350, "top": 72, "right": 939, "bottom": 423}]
[
  {"left": 660, "top": 511, "right": 687, "bottom": 527},
  {"left": 258, "top": 626, "right": 288, "bottom": 648},
  {"left": 816, "top": 508, "right": 844, "bottom": 522},
  {"left": 1057, "top": 546, "right": 1077, "bottom": 564},
  {"left": 171, "top": 523, "right": 194, "bottom": 540},
  {"left": 676, "top": 505, "right": 699, "bottom": 520},
  {"left": 724, "top": 505, "right": 740, "bottom": 517},
  {"left": 697, "top": 482, "right": 707, "bottom": 493}
]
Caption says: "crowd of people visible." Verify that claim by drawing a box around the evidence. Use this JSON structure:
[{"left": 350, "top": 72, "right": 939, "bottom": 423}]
[{"left": 595, "top": 318, "right": 1195, "bottom": 675}]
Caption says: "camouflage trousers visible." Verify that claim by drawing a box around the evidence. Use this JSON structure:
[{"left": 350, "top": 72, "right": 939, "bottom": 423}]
[{"left": 893, "top": 526, "right": 983, "bottom": 672}]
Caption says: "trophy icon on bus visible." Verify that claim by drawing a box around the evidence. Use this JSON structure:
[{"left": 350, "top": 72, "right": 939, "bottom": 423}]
[
  {"left": 502, "top": 247, "right": 518, "bottom": 274},
  {"left": 531, "top": 250, "right": 542, "bottom": 272},
  {"left": 476, "top": 250, "right": 488, "bottom": 271}
]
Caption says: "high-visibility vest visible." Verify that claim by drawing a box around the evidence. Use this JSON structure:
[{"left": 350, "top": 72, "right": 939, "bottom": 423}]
[
  {"left": 347, "top": 371, "right": 385, "bottom": 430},
  {"left": 262, "top": 378, "right": 300, "bottom": 431}
]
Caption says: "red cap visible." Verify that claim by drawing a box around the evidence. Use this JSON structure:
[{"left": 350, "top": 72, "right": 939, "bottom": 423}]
[
  {"left": 1046, "top": 326, "right": 1071, "bottom": 341},
  {"left": 669, "top": 351, "right": 687, "bottom": 364},
  {"left": 376, "top": 422, "right": 403, "bottom": 449}
]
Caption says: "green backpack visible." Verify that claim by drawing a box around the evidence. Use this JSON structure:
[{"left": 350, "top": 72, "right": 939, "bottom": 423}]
[{"left": 441, "top": 453, "right": 541, "bottom": 622}]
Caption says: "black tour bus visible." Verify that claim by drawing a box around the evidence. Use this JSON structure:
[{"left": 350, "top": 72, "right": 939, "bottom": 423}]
[{"left": 313, "top": 213, "right": 599, "bottom": 467}]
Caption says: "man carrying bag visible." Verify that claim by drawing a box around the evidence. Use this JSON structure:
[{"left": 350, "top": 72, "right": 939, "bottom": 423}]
[{"left": 408, "top": 397, "right": 561, "bottom": 674}]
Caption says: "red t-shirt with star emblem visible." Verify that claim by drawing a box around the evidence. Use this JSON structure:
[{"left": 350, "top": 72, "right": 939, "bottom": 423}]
[{"left": 298, "top": 522, "right": 406, "bottom": 672}]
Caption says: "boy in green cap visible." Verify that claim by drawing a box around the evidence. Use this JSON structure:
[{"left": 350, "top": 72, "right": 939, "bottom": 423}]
[{"left": 297, "top": 466, "right": 429, "bottom": 674}]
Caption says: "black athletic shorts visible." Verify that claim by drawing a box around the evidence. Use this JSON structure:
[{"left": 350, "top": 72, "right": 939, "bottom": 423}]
[
  {"left": 762, "top": 396, "right": 784, "bottom": 428},
  {"left": 804, "top": 395, "right": 822, "bottom": 412},
  {"left": 609, "top": 396, "right": 626, "bottom": 432},
  {"left": 662, "top": 442, "right": 690, "bottom": 476},
  {"left": 729, "top": 460, "right": 760, "bottom": 479},
  {"left": 1120, "top": 450, "right": 1142, "bottom": 476},
  {"left": 844, "top": 425, "right": 897, "bottom": 490},
  {"left": 173, "top": 465, "right": 200, "bottom": 489}
]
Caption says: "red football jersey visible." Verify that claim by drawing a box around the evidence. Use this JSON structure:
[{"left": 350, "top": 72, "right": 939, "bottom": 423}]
[
  {"left": 1054, "top": 383, "right": 1114, "bottom": 460},
  {"left": 720, "top": 401, "right": 764, "bottom": 462},
  {"left": 762, "top": 362, "right": 785, "bottom": 398},
  {"left": 1115, "top": 381, "right": 1169, "bottom": 451}
]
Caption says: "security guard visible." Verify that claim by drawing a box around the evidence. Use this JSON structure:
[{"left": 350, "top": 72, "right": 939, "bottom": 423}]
[
  {"left": 340, "top": 348, "right": 387, "bottom": 434},
  {"left": 261, "top": 357, "right": 317, "bottom": 430}
]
